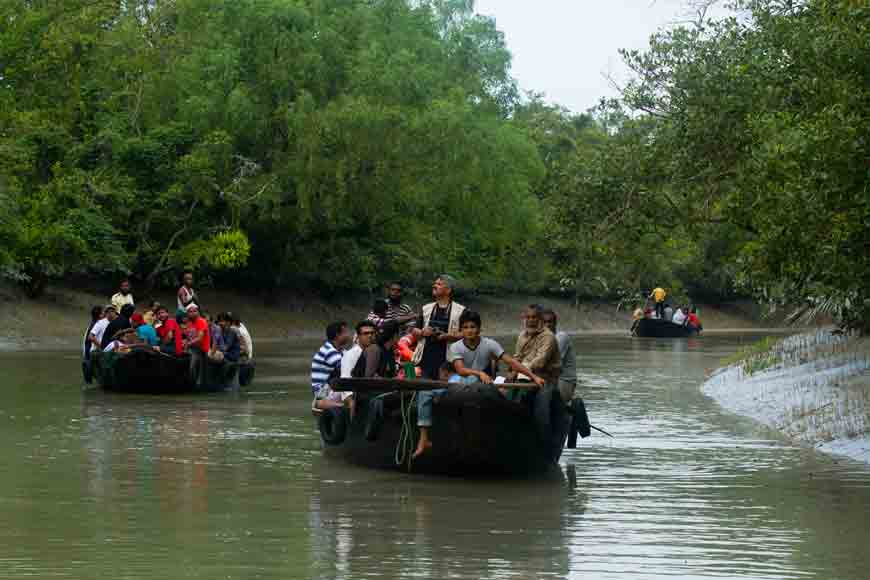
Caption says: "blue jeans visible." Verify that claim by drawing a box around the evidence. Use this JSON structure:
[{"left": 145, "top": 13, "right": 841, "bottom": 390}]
[{"left": 417, "top": 388, "right": 449, "bottom": 427}]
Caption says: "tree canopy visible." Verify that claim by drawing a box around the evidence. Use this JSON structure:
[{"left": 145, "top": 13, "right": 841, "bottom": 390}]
[{"left": 1, "top": 0, "right": 867, "bottom": 326}]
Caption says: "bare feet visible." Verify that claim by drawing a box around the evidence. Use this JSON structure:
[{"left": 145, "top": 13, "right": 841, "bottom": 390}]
[
  {"left": 413, "top": 438, "right": 433, "bottom": 459},
  {"left": 413, "top": 428, "right": 433, "bottom": 459}
]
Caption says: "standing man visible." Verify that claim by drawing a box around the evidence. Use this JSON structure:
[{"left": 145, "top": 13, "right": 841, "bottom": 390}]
[
  {"left": 177, "top": 271, "right": 198, "bottom": 311},
  {"left": 541, "top": 308, "right": 577, "bottom": 405},
  {"left": 89, "top": 305, "right": 114, "bottom": 353},
  {"left": 311, "top": 321, "right": 352, "bottom": 411},
  {"left": 82, "top": 306, "right": 104, "bottom": 384},
  {"left": 385, "top": 282, "right": 417, "bottom": 327},
  {"left": 111, "top": 279, "right": 135, "bottom": 313},
  {"left": 411, "top": 275, "right": 465, "bottom": 380},
  {"left": 650, "top": 286, "right": 667, "bottom": 319}
]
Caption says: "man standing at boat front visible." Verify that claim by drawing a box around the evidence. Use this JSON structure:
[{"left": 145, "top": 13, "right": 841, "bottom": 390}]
[{"left": 411, "top": 275, "right": 465, "bottom": 459}]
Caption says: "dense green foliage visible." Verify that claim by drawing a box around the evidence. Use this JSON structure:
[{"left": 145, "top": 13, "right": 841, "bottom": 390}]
[{"left": 1, "top": 0, "right": 867, "bottom": 326}]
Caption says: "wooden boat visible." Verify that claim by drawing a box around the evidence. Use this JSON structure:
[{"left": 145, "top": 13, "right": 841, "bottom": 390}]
[
  {"left": 317, "top": 378, "right": 590, "bottom": 476},
  {"left": 91, "top": 347, "right": 251, "bottom": 393},
  {"left": 632, "top": 317, "right": 701, "bottom": 338}
]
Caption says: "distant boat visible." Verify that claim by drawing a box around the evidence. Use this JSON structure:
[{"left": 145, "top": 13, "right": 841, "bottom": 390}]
[
  {"left": 317, "top": 378, "right": 590, "bottom": 476},
  {"left": 632, "top": 318, "right": 701, "bottom": 338},
  {"left": 91, "top": 348, "right": 252, "bottom": 393}
]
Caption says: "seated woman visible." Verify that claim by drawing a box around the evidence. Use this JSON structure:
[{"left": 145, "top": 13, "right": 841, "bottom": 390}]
[{"left": 351, "top": 321, "right": 399, "bottom": 378}]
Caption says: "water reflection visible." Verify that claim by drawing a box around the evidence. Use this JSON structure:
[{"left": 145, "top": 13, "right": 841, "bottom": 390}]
[{"left": 307, "top": 458, "right": 585, "bottom": 580}]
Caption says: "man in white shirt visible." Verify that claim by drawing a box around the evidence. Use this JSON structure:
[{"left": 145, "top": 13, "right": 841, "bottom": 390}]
[
  {"left": 341, "top": 320, "right": 377, "bottom": 378},
  {"left": 89, "top": 305, "right": 115, "bottom": 350},
  {"left": 672, "top": 307, "right": 687, "bottom": 325},
  {"left": 111, "top": 279, "right": 135, "bottom": 312}
]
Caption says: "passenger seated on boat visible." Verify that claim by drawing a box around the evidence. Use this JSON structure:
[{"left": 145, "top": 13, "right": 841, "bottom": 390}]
[
  {"left": 143, "top": 300, "right": 160, "bottom": 326},
  {"left": 541, "top": 308, "right": 577, "bottom": 405},
  {"left": 341, "top": 320, "right": 375, "bottom": 378},
  {"left": 672, "top": 306, "right": 687, "bottom": 326},
  {"left": 311, "top": 321, "right": 352, "bottom": 411},
  {"left": 101, "top": 303, "right": 134, "bottom": 349},
  {"left": 351, "top": 321, "right": 399, "bottom": 379},
  {"left": 412, "top": 362, "right": 463, "bottom": 458},
  {"left": 103, "top": 327, "right": 137, "bottom": 354},
  {"left": 132, "top": 313, "right": 160, "bottom": 347},
  {"left": 183, "top": 305, "right": 210, "bottom": 353},
  {"left": 448, "top": 310, "right": 544, "bottom": 387},
  {"left": 663, "top": 304, "right": 674, "bottom": 322},
  {"left": 183, "top": 304, "right": 211, "bottom": 382},
  {"left": 216, "top": 313, "right": 241, "bottom": 363},
  {"left": 232, "top": 315, "right": 253, "bottom": 361},
  {"left": 511, "top": 305, "right": 561, "bottom": 389},
  {"left": 155, "top": 306, "right": 183, "bottom": 356},
  {"left": 687, "top": 308, "right": 702, "bottom": 330}
]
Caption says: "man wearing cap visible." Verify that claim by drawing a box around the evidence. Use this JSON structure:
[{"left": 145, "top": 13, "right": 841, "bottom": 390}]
[
  {"left": 101, "top": 303, "right": 134, "bottom": 349},
  {"left": 411, "top": 275, "right": 466, "bottom": 380}
]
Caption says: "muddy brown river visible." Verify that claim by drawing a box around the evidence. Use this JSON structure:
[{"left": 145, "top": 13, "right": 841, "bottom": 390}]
[{"left": 1, "top": 334, "right": 869, "bottom": 579}]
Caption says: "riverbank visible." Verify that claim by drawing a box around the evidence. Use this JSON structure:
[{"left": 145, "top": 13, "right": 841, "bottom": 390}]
[
  {"left": 0, "top": 282, "right": 776, "bottom": 349},
  {"left": 703, "top": 331, "right": 870, "bottom": 463}
]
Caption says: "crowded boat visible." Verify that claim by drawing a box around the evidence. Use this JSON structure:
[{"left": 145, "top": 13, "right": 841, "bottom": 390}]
[
  {"left": 630, "top": 286, "right": 703, "bottom": 337},
  {"left": 82, "top": 273, "right": 255, "bottom": 391},
  {"left": 308, "top": 276, "right": 591, "bottom": 475}
]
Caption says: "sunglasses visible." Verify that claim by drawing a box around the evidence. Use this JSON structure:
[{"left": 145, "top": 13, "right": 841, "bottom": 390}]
[{"left": 360, "top": 331, "right": 376, "bottom": 336}]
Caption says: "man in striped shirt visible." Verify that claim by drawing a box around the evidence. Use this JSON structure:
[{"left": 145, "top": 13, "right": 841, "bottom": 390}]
[
  {"left": 311, "top": 321, "right": 352, "bottom": 410},
  {"left": 385, "top": 282, "right": 416, "bottom": 327}
]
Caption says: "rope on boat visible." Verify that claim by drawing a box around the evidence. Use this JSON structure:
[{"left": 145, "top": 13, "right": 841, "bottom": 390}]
[{"left": 395, "top": 390, "right": 417, "bottom": 471}]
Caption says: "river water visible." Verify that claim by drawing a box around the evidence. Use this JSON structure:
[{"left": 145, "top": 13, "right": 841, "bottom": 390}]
[{"left": 1, "top": 334, "right": 869, "bottom": 579}]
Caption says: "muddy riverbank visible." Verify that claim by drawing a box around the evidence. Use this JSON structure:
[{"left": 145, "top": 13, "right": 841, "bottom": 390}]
[
  {"left": 703, "top": 331, "right": 870, "bottom": 463},
  {"left": 0, "top": 282, "right": 776, "bottom": 349}
]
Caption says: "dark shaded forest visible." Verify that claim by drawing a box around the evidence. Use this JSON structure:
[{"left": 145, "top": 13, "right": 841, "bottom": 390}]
[{"left": 1, "top": 0, "right": 867, "bottom": 325}]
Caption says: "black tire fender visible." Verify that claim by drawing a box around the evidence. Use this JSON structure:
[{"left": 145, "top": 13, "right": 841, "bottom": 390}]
[
  {"left": 319, "top": 408, "right": 348, "bottom": 446},
  {"left": 567, "top": 398, "right": 591, "bottom": 449}
]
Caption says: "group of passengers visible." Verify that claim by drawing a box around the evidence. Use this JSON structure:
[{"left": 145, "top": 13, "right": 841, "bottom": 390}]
[
  {"left": 310, "top": 276, "right": 577, "bottom": 459},
  {"left": 637, "top": 286, "right": 702, "bottom": 329},
  {"left": 81, "top": 274, "right": 253, "bottom": 384}
]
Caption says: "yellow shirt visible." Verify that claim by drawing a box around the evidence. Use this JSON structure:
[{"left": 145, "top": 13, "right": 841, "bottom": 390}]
[{"left": 652, "top": 287, "right": 666, "bottom": 303}]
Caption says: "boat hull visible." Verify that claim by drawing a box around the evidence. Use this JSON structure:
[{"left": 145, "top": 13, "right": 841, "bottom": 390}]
[
  {"left": 632, "top": 318, "right": 701, "bottom": 338},
  {"left": 321, "top": 384, "right": 572, "bottom": 476},
  {"left": 91, "top": 348, "right": 248, "bottom": 393}
]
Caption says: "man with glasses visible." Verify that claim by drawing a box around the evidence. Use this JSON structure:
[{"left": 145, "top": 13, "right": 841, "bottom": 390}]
[{"left": 341, "top": 320, "right": 377, "bottom": 378}]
